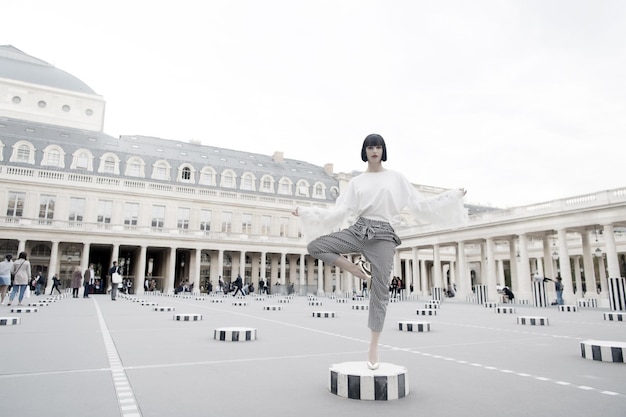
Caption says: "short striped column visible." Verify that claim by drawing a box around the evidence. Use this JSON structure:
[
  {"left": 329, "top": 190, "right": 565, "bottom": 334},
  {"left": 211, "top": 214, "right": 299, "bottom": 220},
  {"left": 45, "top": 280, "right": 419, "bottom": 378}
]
[
  {"left": 263, "top": 305, "right": 283, "bottom": 311},
  {"left": 309, "top": 301, "right": 323, "bottom": 306},
  {"left": 210, "top": 299, "right": 224, "bottom": 303},
  {"left": 154, "top": 306, "right": 175, "bottom": 312},
  {"left": 474, "top": 285, "right": 488, "bottom": 304},
  {"left": 195, "top": 297, "right": 206, "bottom": 301},
  {"left": 495, "top": 306, "right": 516, "bottom": 314},
  {"left": 352, "top": 304, "right": 368, "bottom": 310},
  {"left": 313, "top": 311, "right": 336, "bottom": 318},
  {"left": 336, "top": 299, "right": 348, "bottom": 304},
  {"left": 329, "top": 362, "right": 409, "bottom": 400},
  {"left": 278, "top": 298, "right": 291, "bottom": 304},
  {"left": 254, "top": 297, "right": 266, "bottom": 301},
  {"left": 28, "top": 302, "right": 49, "bottom": 307},
  {"left": 607, "top": 277, "right": 626, "bottom": 311},
  {"left": 577, "top": 298, "right": 598, "bottom": 308},
  {"left": 173, "top": 313, "right": 203, "bottom": 321},
  {"left": 142, "top": 302, "right": 158, "bottom": 306},
  {"left": 558, "top": 305, "right": 578, "bottom": 312},
  {"left": 603, "top": 312, "right": 625, "bottom": 322},
  {"left": 10, "top": 307, "right": 38, "bottom": 313},
  {"left": 580, "top": 340, "right": 626, "bottom": 363},
  {"left": 214, "top": 327, "right": 257, "bottom": 342},
  {"left": 0, "top": 317, "right": 21, "bottom": 326},
  {"left": 416, "top": 309, "right": 437, "bottom": 316},
  {"left": 484, "top": 302, "right": 498, "bottom": 308},
  {"left": 425, "top": 302, "right": 439, "bottom": 309},
  {"left": 397, "top": 321, "right": 430, "bottom": 332},
  {"left": 232, "top": 301, "right": 248, "bottom": 306},
  {"left": 431, "top": 287, "right": 443, "bottom": 302},
  {"left": 517, "top": 316, "right": 549, "bottom": 326},
  {"left": 532, "top": 281, "right": 548, "bottom": 307}
]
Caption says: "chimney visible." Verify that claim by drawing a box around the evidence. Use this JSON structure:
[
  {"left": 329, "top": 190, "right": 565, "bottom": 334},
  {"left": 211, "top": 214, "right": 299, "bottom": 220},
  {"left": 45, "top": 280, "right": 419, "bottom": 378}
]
[
  {"left": 272, "top": 151, "right": 284, "bottom": 163},
  {"left": 324, "top": 163, "right": 334, "bottom": 175}
]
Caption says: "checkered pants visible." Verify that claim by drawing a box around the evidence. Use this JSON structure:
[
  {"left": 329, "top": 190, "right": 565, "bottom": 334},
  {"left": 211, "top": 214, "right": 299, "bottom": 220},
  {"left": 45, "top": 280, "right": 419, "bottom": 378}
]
[{"left": 307, "top": 217, "right": 400, "bottom": 332}]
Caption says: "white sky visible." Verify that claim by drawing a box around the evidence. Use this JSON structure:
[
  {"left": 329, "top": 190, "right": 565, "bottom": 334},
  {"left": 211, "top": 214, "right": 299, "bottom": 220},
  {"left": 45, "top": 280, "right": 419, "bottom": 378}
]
[{"left": 4, "top": 0, "right": 626, "bottom": 207}]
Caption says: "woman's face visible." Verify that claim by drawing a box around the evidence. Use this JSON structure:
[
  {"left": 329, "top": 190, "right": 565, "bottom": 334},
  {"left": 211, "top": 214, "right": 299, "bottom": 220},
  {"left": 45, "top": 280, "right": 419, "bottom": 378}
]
[{"left": 365, "top": 145, "right": 384, "bottom": 162}]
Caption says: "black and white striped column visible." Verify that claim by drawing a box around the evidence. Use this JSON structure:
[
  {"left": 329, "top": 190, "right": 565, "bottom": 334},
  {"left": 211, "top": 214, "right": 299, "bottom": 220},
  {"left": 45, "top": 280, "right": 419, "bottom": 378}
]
[
  {"left": 532, "top": 281, "right": 548, "bottom": 307},
  {"left": 580, "top": 340, "right": 626, "bottom": 363},
  {"left": 214, "top": 327, "right": 257, "bottom": 342},
  {"left": 607, "top": 277, "right": 626, "bottom": 311},
  {"left": 474, "top": 285, "right": 488, "bottom": 304},
  {"left": 329, "top": 362, "right": 409, "bottom": 400}
]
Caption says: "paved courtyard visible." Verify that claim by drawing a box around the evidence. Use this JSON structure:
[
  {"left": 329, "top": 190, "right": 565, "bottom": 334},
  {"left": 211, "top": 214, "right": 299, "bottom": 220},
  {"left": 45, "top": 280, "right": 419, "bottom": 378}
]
[{"left": 1, "top": 291, "right": 625, "bottom": 417}]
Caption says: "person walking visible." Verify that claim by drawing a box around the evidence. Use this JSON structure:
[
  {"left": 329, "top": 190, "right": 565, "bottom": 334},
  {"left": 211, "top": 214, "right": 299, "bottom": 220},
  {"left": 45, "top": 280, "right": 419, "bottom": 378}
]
[
  {"left": 109, "top": 261, "right": 122, "bottom": 300},
  {"left": 70, "top": 265, "right": 82, "bottom": 298},
  {"left": 555, "top": 275, "right": 564, "bottom": 305},
  {"left": 83, "top": 264, "right": 95, "bottom": 298},
  {"left": 231, "top": 274, "right": 245, "bottom": 297},
  {"left": 8, "top": 252, "right": 32, "bottom": 306},
  {"left": 293, "top": 134, "right": 467, "bottom": 370},
  {"left": 0, "top": 254, "right": 13, "bottom": 305},
  {"left": 49, "top": 274, "right": 62, "bottom": 295}
]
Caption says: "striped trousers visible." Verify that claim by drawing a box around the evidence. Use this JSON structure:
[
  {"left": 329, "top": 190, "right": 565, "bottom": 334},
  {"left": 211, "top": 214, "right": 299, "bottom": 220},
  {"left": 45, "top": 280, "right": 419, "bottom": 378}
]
[{"left": 307, "top": 217, "right": 400, "bottom": 332}]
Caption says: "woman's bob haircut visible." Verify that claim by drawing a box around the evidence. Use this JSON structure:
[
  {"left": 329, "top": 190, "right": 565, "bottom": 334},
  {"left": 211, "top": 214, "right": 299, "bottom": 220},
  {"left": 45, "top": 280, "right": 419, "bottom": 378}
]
[{"left": 361, "top": 133, "right": 387, "bottom": 162}]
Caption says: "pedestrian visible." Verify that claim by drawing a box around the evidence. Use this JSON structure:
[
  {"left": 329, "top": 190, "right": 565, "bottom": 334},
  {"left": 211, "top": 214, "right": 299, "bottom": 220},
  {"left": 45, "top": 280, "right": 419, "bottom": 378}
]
[
  {"left": 71, "top": 265, "right": 82, "bottom": 298},
  {"left": 0, "top": 254, "right": 13, "bottom": 305},
  {"left": 83, "top": 263, "right": 95, "bottom": 298},
  {"left": 7, "top": 252, "right": 32, "bottom": 306},
  {"left": 555, "top": 275, "right": 564, "bottom": 305},
  {"left": 232, "top": 274, "right": 245, "bottom": 297},
  {"left": 49, "top": 274, "right": 62, "bottom": 295},
  {"left": 109, "top": 261, "right": 122, "bottom": 300},
  {"left": 361, "top": 280, "right": 368, "bottom": 297},
  {"left": 35, "top": 271, "right": 46, "bottom": 295},
  {"left": 293, "top": 134, "right": 467, "bottom": 370}
]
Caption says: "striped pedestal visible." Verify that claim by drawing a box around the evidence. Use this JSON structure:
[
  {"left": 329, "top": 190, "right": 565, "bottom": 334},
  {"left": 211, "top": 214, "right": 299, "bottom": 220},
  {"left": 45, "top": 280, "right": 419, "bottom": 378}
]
[
  {"left": 278, "top": 298, "right": 291, "bottom": 304},
  {"left": 195, "top": 297, "right": 206, "bottom": 301},
  {"left": 214, "top": 327, "right": 257, "bottom": 342},
  {"left": 474, "top": 285, "right": 488, "bottom": 305},
  {"left": 313, "top": 311, "right": 336, "bottom": 318},
  {"left": 495, "top": 306, "right": 516, "bottom": 314},
  {"left": 28, "top": 303, "right": 48, "bottom": 307},
  {"left": 0, "top": 317, "right": 21, "bottom": 326},
  {"left": 558, "top": 305, "right": 578, "bottom": 312},
  {"left": 352, "top": 305, "right": 368, "bottom": 310},
  {"left": 154, "top": 307, "right": 175, "bottom": 312},
  {"left": 397, "top": 321, "right": 430, "bottom": 332},
  {"left": 254, "top": 297, "right": 266, "bottom": 301},
  {"left": 532, "top": 281, "right": 548, "bottom": 307},
  {"left": 173, "top": 313, "right": 203, "bottom": 321},
  {"left": 264, "top": 305, "right": 283, "bottom": 311},
  {"left": 329, "top": 362, "right": 409, "bottom": 401},
  {"left": 142, "top": 302, "right": 158, "bottom": 306},
  {"left": 133, "top": 299, "right": 147, "bottom": 303},
  {"left": 517, "top": 316, "right": 549, "bottom": 326},
  {"left": 211, "top": 299, "right": 224, "bottom": 303},
  {"left": 309, "top": 301, "right": 323, "bottom": 306},
  {"left": 416, "top": 309, "right": 437, "bottom": 316},
  {"left": 232, "top": 301, "right": 248, "bottom": 306},
  {"left": 608, "top": 277, "right": 626, "bottom": 311},
  {"left": 580, "top": 340, "right": 626, "bottom": 363},
  {"left": 336, "top": 299, "right": 348, "bottom": 304},
  {"left": 577, "top": 298, "right": 598, "bottom": 308},
  {"left": 484, "top": 302, "right": 498, "bottom": 308},
  {"left": 425, "top": 302, "right": 439, "bottom": 309},
  {"left": 604, "top": 312, "right": 625, "bottom": 322},
  {"left": 352, "top": 296, "right": 365, "bottom": 302},
  {"left": 431, "top": 287, "right": 443, "bottom": 302},
  {"left": 10, "top": 307, "right": 38, "bottom": 313},
  {"left": 389, "top": 298, "right": 399, "bottom": 303}
]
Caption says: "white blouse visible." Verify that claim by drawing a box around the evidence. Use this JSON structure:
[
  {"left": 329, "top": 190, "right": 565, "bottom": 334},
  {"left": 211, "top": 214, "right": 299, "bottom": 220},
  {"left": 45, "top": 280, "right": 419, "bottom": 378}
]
[{"left": 298, "top": 169, "right": 467, "bottom": 242}]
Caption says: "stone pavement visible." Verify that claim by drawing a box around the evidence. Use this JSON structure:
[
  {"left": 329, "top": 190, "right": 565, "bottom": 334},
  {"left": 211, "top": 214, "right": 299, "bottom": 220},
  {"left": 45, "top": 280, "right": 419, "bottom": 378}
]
[{"left": 1, "top": 292, "right": 625, "bottom": 417}]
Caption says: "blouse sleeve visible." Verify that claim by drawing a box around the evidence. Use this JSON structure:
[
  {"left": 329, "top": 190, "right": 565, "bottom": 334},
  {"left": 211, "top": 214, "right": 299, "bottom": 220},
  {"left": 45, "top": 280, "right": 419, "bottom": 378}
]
[
  {"left": 297, "top": 180, "right": 357, "bottom": 243},
  {"left": 405, "top": 179, "right": 468, "bottom": 228}
]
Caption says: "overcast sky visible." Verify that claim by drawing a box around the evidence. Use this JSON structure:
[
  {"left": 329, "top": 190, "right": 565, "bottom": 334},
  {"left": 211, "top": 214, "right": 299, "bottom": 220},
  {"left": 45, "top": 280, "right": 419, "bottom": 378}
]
[{"left": 4, "top": 0, "right": 626, "bottom": 207}]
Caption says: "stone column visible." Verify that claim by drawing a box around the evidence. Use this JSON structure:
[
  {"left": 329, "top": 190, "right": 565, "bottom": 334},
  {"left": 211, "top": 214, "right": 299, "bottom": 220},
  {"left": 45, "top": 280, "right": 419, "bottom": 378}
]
[
  {"left": 517, "top": 234, "right": 532, "bottom": 301},
  {"left": 217, "top": 249, "right": 224, "bottom": 285},
  {"left": 260, "top": 251, "right": 267, "bottom": 283},
  {"left": 573, "top": 256, "right": 582, "bottom": 296},
  {"left": 317, "top": 260, "right": 324, "bottom": 295},
  {"left": 240, "top": 251, "right": 246, "bottom": 281},
  {"left": 603, "top": 224, "right": 621, "bottom": 279},
  {"left": 46, "top": 240, "right": 60, "bottom": 294},
  {"left": 433, "top": 245, "right": 442, "bottom": 289},
  {"left": 581, "top": 230, "right": 597, "bottom": 299},
  {"left": 497, "top": 260, "right": 505, "bottom": 287},
  {"left": 165, "top": 248, "right": 176, "bottom": 293},
  {"left": 411, "top": 247, "right": 419, "bottom": 294},
  {"left": 299, "top": 253, "right": 306, "bottom": 288},
  {"left": 456, "top": 241, "right": 469, "bottom": 299},
  {"left": 485, "top": 238, "right": 498, "bottom": 301},
  {"left": 192, "top": 248, "right": 201, "bottom": 293},
  {"left": 542, "top": 235, "right": 556, "bottom": 279},
  {"left": 420, "top": 257, "right": 428, "bottom": 297},
  {"left": 557, "top": 228, "right": 575, "bottom": 303},
  {"left": 136, "top": 245, "right": 147, "bottom": 294},
  {"left": 280, "top": 252, "right": 287, "bottom": 285}
]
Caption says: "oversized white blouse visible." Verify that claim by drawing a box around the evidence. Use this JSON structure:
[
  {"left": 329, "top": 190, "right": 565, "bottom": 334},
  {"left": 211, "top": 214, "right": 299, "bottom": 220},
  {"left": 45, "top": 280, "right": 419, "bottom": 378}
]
[{"left": 298, "top": 169, "right": 467, "bottom": 242}]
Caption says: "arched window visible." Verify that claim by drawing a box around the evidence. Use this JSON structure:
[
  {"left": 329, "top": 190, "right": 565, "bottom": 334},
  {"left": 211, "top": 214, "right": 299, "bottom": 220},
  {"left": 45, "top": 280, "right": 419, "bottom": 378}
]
[
  {"left": 41, "top": 145, "right": 65, "bottom": 168},
  {"left": 240, "top": 172, "right": 256, "bottom": 191},
  {"left": 260, "top": 175, "right": 275, "bottom": 193},
  {"left": 177, "top": 164, "right": 195, "bottom": 183},
  {"left": 151, "top": 160, "right": 171, "bottom": 181},
  {"left": 199, "top": 167, "right": 217, "bottom": 186},
  {"left": 296, "top": 180, "right": 310, "bottom": 197},
  {"left": 220, "top": 170, "right": 237, "bottom": 188},
  {"left": 313, "top": 182, "right": 326, "bottom": 199},
  {"left": 71, "top": 149, "right": 94, "bottom": 171},
  {"left": 125, "top": 157, "right": 145, "bottom": 177},
  {"left": 278, "top": 177, "right": 292, "bottom": 195},
  {"left": 98, "top": 153, "right": 119, "bottom": 175},
  {"left": 10, "top": 141, "right": 36, "bottom": 164}
]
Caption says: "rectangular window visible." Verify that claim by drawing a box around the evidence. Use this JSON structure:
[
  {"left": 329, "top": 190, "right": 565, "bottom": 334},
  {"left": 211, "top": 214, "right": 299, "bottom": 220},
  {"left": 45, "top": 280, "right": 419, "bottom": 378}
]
[
  {"left": 152, "top": 205, "right": 165, "bottom": 229},
  {"left": 68, "top": 197, "right": 85, "bottom": 222},
  {"left": 200, "top": 209, "right": 211, "bottom": 231},
  {"left": 7, "top": 191, "right": 25, "bottom": 218},
  {"left": 242, "top": 213, "right": 252, "bottom": 234},
  {"left": 221, "top": 211, "right": 232, "bottom": 233},
  {"left": 103, "top": 158, "right": 115, "bottom": 174},
  {"left": 39, "top": 194, "right": 55, "bottom": 225},
  {"left": 76, "top": 152, "right": 89, "bottom": 170},
  {"left": 279, "top": 217, "right": 289, "bottom": 237},
  {"left": 177, "top": 207, "right": 190, "bottom": 230},
  {"left": 97, "top": 200, "right": 112, "bottom": 226},
  {"left": 261, "top": 215, "right": 271, "bottom": 235},
  {"left": 17, "top": 145, "right": 30, "bottom": 162},
  {"left": 124, "top": 202, "right": 139, "bottom": 227}
]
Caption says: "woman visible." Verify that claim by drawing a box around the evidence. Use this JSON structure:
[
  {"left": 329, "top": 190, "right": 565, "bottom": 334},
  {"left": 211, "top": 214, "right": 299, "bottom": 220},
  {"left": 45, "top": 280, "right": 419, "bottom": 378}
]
[
  {"left": 8, "top": 252, "right": 32, "bottom": 306},
  {"left": 71, "top": 265, "right": 82, "bottom": 298},
  {"left": 50, "top": 274, "right": 62, "bottom": 295},
  {"left": 0, "top": 254, "right": 13, "bottom": 305},
  {"left": 293, "top": 134, "right": 467, "bottom": 369}
]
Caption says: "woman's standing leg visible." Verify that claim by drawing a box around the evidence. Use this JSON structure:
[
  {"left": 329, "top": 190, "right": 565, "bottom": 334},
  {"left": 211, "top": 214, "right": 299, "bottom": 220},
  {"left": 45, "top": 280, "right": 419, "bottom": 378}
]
[
  {"left": 17, "top": 284, "right": 27, "bottom": 304},
  {"left": 362, "top": 239, "right": 397, "bottom": 365}
]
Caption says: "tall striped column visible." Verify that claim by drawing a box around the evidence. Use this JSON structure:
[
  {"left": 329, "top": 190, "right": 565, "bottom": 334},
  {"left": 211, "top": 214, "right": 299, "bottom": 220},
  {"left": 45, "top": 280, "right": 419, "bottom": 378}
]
[
  {"left": 474, "top": 284, "right": 488, "bottom": 304},
  {"left": 607, "top": 277, "right": 626, "bottom": 311},
  {"left": 532, "top": 281, "right": 548, "bottom": 307}
]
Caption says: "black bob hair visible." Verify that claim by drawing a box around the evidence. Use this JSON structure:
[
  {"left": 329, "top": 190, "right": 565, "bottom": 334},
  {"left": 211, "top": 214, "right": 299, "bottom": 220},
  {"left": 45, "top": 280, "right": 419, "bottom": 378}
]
[{"left": 361, "top": 133, "right": 387, "bottom": 162}]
